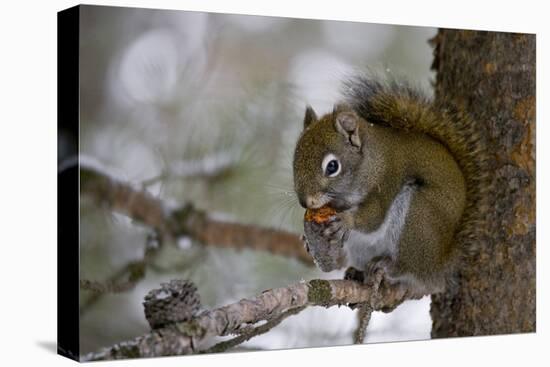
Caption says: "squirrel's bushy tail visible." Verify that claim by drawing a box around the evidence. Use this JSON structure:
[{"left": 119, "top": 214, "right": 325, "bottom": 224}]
[{"left": 343, "top": 75, "right": 490, "bottom": 256}]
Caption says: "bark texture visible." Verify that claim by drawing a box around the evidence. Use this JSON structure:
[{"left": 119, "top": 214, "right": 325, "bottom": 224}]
[
  {"left": 84, "top": 278, "right": 425, "bottom": 360},
  {"left": 430, "top": 30, "right": 536, "bottom": 336}
]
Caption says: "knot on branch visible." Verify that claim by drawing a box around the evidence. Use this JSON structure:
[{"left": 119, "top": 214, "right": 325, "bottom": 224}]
[{"left": 143, "top": 279, "right": 201, "bottom": 329}]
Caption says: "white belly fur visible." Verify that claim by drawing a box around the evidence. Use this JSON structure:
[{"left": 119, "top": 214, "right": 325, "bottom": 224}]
[{"left": 344, "top": 185, "right": 414, "bottom": 270}]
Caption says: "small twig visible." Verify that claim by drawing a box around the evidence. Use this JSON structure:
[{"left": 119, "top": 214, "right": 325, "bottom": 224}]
[
  {"left": 202, "top": 306, "right": 307, "bottom": 354},
  {"left": 80, "top": 279, "right": 136, "bottom": 294},
  {"left": 79, "top": 260, "right": 148, "bottom": 315},
  {"left": 353, "top": 303, "right": 373, "bottom": 344},
  {"left": 79, "top": 232, "right": 160, "bottom": 316}
]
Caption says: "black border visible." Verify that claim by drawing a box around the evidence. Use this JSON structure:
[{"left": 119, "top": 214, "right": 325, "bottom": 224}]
[{"left": 57, "top": 5, "right": 80, "bottom": 362}]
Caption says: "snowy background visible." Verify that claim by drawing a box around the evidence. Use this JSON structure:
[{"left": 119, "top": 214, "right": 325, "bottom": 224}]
[{"left": 68, "top": 5, "right": 437, "bottom": 355}]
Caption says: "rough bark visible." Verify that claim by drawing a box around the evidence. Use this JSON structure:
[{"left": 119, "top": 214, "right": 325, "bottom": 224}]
[{"left": 430, "top": 30, "right": 536, "bottom": 336}]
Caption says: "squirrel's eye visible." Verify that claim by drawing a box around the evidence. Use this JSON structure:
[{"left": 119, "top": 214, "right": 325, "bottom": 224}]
[
  {"left": 322, "top": 154, "right": 341, "bottom": 177},
  {"left": 327, "top": 160, "right": 339, "bottom": 175}
]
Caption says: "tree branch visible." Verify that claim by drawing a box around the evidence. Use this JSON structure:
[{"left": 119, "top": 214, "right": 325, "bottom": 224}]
[
  {"left": 83, "top": 278, "right": 426, "bottom": 361},
  {"left": 80, "top": 166, "right": 312, "bottom": 265}
]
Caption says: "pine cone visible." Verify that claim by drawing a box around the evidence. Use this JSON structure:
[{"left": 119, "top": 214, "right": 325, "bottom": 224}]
[{"left": 143, "top": 279, "right": 201, "bottom": 329}]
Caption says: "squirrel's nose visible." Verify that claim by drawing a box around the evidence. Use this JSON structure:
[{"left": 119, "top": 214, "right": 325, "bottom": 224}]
[
  {"left": 305, "top": 195, "right": 324, "bottom": 209},
  {"left": 298, "top": 193, "right": 325, "bottom": 209}
]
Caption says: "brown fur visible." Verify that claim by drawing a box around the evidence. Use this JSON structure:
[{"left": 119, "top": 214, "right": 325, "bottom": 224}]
[
  {"left": 293, "top": 76, "right": 490, "bottom": 291},
  {"left": 344, "top": 77, "right": 491, "bottom": 260}
]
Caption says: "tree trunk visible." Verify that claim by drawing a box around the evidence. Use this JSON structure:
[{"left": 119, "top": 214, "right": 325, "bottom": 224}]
[{"left": 430, "top": 30, "right": 536, "bottom": 336}]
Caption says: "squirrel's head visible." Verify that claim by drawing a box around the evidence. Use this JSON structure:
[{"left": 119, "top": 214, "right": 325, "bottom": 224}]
[{"left": 293, "top": 104, "right": 368, "bottom": 211}]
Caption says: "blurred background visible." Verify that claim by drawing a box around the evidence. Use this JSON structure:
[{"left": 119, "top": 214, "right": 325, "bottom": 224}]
[{"left": 69, "top": 5, "right": 437, "bottom": 355}]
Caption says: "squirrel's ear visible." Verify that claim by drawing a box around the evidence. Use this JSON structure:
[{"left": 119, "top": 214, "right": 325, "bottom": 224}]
[
  {"left": 334, "top": 110, "right": 361, "bottom": 148},
  {"left": 303, "top": 105, "right": 318, "bottom": 129}
]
